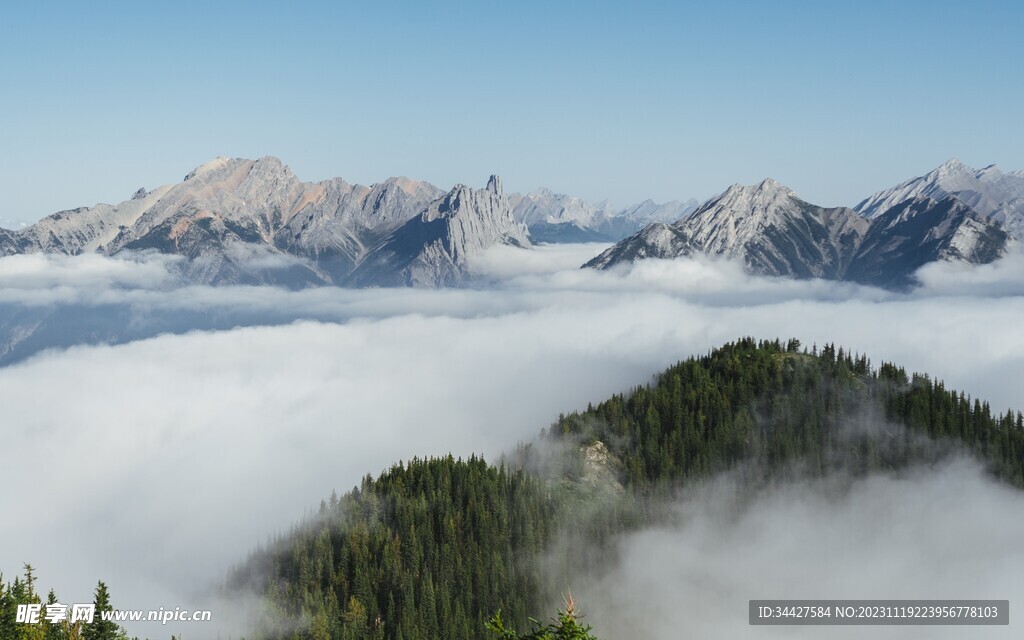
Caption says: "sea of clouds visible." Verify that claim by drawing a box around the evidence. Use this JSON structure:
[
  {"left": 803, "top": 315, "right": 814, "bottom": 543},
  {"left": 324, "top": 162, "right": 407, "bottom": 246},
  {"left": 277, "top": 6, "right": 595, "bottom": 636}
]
[{"left": 2, "top": 244, "right": 1023, "bottom": 638}]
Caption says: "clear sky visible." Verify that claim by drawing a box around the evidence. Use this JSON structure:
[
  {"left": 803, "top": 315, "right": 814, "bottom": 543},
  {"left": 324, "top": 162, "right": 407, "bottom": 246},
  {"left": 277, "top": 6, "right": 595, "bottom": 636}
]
[{"left": 1, "top": 0, "right": 1022, "bottom": 224}]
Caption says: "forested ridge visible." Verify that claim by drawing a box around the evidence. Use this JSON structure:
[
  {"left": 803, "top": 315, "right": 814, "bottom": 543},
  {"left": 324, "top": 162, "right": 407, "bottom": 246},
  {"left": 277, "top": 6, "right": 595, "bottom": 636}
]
[
  {"left": 553, "top": 337, "right": 1024, "bottom": 489},
  {"left": 7, "top": 339, "right": 1023, "bottom": 640},
  {"left": 229, "top": 338, "right": 1024, "bottom": 640}
]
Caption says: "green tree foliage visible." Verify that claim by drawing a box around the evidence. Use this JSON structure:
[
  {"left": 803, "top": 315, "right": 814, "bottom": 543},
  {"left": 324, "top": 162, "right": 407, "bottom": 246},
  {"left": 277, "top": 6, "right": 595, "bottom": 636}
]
[
  {"left": 0, "top": 564, "right": 45, "bottom": 640},
  {"left": 234, "top": 456, "right": 559, "bottom": 640},
  {"left": 0, "top": 570, "right": 129, "bottom": 640},
  {"left": 551, "top": 337, "right": 1024, "bottom": 489},
  {"left": 486, "top": 595, "right": 598, "bottom": 640},
  {"left": 81, "top": 582, "right": 122, "bottom": 640}
]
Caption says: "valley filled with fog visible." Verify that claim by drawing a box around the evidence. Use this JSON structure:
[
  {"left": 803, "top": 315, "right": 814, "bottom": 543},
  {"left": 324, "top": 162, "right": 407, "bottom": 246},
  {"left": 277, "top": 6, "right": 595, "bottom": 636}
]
[{"left": 3, "top": 243, "right": 1023, "bottom": 638}]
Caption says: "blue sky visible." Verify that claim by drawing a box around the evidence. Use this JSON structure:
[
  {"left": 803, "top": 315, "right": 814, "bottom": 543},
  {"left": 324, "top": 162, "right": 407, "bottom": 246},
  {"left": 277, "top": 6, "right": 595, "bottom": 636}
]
[{"left": 1, "top": 0, "right": 1022, "bottom": 223}]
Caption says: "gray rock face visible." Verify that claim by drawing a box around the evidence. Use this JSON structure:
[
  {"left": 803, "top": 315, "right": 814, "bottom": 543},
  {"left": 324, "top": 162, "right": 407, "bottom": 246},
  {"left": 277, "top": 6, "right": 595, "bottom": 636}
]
[
  {"left": 0, "top": 157, "right": 527, "bottom": 287},
  {"left": 583, "top": 223, "right": 694, "bottom": 268},
  {"left": 348, "top": 175, "right": 530, "bottom": 287},
  {"left": 587, "top": 179, "right": 869, "bottom": 278},
  {"left": 0, "top": 228, "right": 16, "bottom": 257},
  {"left": 677, "top": 179, "right": 869, "bottom": 279},
  {"left": 16, "top": 183, "right": 176, "bottom": 255},
  {"left": 586, "top": 179, "right": 1011, "bottom": 289},
  {"left": 846, "top": 196, "right": 1009, "bottom": 289},
  {"left": 856, "top": 159, "right": 1024, "bottom": 240},
  {"left": 273, "top": 175, "right": 444, "bottom": 281}
]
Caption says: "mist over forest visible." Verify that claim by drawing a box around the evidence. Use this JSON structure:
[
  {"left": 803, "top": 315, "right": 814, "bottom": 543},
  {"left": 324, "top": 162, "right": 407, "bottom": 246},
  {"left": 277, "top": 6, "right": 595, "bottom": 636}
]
[{"left": 3, "top": 244, "right": 1024, "bottom": 638}]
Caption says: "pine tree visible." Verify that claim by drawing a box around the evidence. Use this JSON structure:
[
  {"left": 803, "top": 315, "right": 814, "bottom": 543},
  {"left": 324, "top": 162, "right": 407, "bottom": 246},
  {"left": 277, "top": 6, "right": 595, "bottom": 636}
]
[
  {"left": 81, "top": 582, "right": 120, "bottom": 640},
  {"left": 486, "top": 594, "right": 599, "bottom": 640}
]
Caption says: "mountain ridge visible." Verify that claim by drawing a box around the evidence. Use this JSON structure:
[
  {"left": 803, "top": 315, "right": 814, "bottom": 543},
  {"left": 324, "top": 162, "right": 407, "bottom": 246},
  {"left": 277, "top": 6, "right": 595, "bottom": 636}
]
[
  {"left": 0, "top": 156, "right": 701, "bottom": 285},
  {"left": 855, "top": 158, "right": 1024, "bottom": 239},
  {"left": 0, "top": 157, "right": 528, "bottom": 288},
  {"left": 586, "top": 176, "right": 1011, "bottom": 288},
  {"left": 4, "top": 156, "right": 1021, "bottom": 290}
]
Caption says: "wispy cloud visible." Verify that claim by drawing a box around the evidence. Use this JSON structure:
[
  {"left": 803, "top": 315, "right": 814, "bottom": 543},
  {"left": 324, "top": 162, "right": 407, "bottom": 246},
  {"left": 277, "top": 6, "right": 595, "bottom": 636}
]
[{"left": 580, "top": 459, "right": 1024, "bottom": 639}]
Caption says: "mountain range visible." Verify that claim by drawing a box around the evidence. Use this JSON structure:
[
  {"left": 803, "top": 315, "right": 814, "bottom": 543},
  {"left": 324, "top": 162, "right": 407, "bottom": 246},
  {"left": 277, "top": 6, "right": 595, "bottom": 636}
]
[
  {"left": 0, "top": 157, "right": 531, "bottom": 288},
  {"left": 509, "top": 188, "right": 698, "bottom": 243},
  {"left": 588, "top": 159, "right": 1020, "bottom": 289},
  {"left": 1, "top": 157, "right": 1021, "bottom": 289},
  {"left": 0, "top": 156, "right": 694, "bottom": 287}
]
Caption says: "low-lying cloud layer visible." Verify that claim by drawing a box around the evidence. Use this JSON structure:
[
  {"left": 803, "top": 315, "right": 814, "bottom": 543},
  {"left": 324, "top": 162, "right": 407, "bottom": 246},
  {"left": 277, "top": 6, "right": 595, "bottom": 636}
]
[
  {"left": 2, "top": 245, "right": 1023, "bottom": 637},
  {"left": 581, "top": 459, "right": 1024, "bottom": 639}
]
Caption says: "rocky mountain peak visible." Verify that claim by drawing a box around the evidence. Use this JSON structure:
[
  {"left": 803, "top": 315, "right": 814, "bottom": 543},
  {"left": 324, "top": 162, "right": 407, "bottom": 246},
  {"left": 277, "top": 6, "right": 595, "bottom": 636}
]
[
  {"left": 856, "top": 159, "right": 1024, "bottom": 224},
  {"left": 346, "top": 176, "right": 529, "bottom": 287},
  {"left": 702, "top": 178, "right": 797, "bottom": 219},
  {"left": 379, "top": 176, "right": 433, "bottom": 197},
  {"left": 183, "top": 156, "right": 233, "bottom": 181},
  {"left": 934, "top": 158, "right": 970, "bottom": 176},
  {"left": 426, "top": 184, "right": 471, "bottom": 221},
  {"left": 246, "top": 155, "right": 296, "bottom": 183}
]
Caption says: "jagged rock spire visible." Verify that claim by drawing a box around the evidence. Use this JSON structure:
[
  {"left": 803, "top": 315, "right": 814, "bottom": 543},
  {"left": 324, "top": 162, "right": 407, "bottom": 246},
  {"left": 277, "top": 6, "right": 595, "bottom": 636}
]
[{"left": 486, "top": 175, "right": 503, "bottom": 196}]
